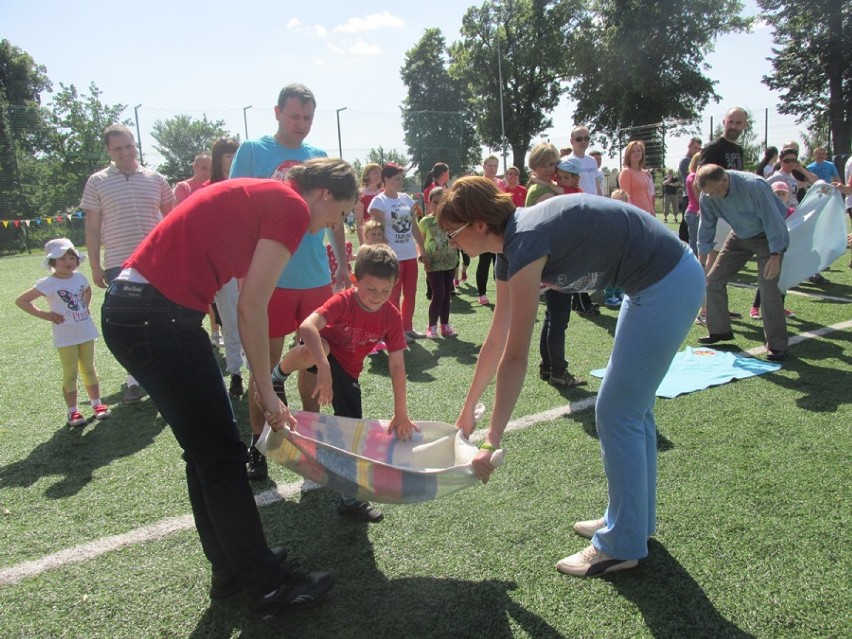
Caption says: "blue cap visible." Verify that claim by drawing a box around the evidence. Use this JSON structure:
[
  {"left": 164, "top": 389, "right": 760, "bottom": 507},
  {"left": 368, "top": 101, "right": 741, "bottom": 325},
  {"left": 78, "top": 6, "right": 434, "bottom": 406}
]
[{"left": 557, "top": 157, "right": 583, "bottom": 174}]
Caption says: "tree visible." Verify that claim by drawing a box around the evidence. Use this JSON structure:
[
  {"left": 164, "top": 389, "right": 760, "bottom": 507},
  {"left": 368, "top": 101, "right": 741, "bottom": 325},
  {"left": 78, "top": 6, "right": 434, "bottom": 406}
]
[
  {"left": 400, "top": 28, "right": 481, "bottom": 184},
  {"left": 758, "top": 0, "right": 851, "bottom": 155},
  {"left": 448, "top": 0, "right": 584, "bottom": 172},
  {"left": 0, "top": 39, "right": 52, "bottom": 217},
  {"left": 568, "top": 1, "right": 751, "bottom": 148},
  {"left": 150, "top": 114, "right": 230, "bottom": 183},
  {"left": 41, "top": 82, "right": 128, "bottom": 214}
]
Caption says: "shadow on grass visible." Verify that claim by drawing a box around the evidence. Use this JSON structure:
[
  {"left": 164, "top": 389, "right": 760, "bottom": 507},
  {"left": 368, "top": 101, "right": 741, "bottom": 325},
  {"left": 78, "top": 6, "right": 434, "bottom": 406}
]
[
  {"left": 0, "top": 400, "right": 165, "bottom": 498},
  {"left": 609, "top": 540, "right": 755, "bottom": 639},
  {"left": 188, "top": 490, "right": 564, "bottom": 639},
  {"left": 566, "top": 402, "right": 675, "bottom": 452}
]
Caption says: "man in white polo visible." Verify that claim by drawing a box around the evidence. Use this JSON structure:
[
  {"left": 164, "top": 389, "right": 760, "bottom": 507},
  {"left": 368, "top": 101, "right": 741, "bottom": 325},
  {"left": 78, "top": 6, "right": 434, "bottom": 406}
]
[{"left": 82, "top": 124, "right": 174, "bottom": 403}]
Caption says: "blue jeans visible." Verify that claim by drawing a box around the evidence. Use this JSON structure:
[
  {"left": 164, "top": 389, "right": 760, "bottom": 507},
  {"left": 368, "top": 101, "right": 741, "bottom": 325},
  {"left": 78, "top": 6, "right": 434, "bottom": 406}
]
[
  {"left": 101, "top": 282, "right": 281, "bottom": 597},
  {"left": 538, "top": 289, "right": 572, "bottom": 378},
  {"left": 592, "top": 248, "right": 705, "bottom": 559}
]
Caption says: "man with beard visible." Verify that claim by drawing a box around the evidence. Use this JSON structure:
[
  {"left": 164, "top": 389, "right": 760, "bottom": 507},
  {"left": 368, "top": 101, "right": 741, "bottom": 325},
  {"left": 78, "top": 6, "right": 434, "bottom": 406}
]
[{"left": 698, "top": 107, "right": 747, "bottom": 171}]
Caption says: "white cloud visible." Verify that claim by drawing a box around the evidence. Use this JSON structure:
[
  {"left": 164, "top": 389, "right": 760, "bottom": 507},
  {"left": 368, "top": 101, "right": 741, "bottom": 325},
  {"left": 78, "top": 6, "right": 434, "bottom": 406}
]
[
  {"left": 314, "top": 25, "right": 328, "bottom": 37},
  {"left": 327, "top": 39, "right": 382, "bottom": 56},
  {"left": 286, "top": 18, "right": 300, "bottom": 29},
  {"left": 333, "top": 11, "right": 404, "bottom": 34}
]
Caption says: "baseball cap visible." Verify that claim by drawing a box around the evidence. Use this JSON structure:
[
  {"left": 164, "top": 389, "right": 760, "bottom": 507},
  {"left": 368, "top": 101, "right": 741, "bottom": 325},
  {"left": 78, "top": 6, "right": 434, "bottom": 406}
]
[{"left": 557, "top": 157, "right": 583, "bottom": 174}]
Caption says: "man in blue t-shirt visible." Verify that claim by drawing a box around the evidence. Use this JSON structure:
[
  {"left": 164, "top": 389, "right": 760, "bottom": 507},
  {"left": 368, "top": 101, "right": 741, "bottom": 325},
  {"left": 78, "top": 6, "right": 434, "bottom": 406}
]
[
  {"left": 806, "top": 147, "right": 840, "bottom": 183},
  {"left": 230, "top": 83, "right": 350, "bottom": 481}
]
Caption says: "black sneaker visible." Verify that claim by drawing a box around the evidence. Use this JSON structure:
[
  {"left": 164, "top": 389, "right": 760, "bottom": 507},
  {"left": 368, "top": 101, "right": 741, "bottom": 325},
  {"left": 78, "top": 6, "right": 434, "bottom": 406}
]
[
  {"left": 229, "top": 374, "right": 243, "bottom": 398},
  {"left": 338, "top": 498, "right": 384, "bottom": 523},
  {"left": 210, "top": 546, "right": 288, "bottom": 600},
  {"left": 247, "top": 570, "right": 336, "bottom": 615},
  {"left": 247, "top": 446, "right": 268, "bottom": 481}
]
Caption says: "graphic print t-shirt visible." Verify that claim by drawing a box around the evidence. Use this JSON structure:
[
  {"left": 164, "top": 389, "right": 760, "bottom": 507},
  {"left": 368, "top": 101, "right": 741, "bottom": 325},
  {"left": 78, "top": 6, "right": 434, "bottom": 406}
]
[{"left": 35, "top": 271, "right": 99, "bottom": 347}]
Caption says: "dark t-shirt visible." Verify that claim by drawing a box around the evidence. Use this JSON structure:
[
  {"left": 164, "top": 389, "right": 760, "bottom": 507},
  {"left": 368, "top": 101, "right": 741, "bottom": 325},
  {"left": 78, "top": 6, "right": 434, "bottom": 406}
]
[
  {"left": 495, "top": 194, "right": 685, "bottom": 296},
  {"left": 698, "top": 138, "right": 744, "bottom": 170}
]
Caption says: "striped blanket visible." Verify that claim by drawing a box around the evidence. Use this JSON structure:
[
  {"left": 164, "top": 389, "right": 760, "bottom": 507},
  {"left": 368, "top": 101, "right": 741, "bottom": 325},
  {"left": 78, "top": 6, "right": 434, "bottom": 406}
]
[{"left": 257, "top": 410, "right": 504, "bottom": 504}]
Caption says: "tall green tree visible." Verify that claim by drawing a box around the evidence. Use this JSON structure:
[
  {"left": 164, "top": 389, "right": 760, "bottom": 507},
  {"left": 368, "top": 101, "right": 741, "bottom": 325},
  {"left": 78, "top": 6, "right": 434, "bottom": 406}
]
[
  {"left": 0, "top": 39, "right": 52, "bottom": 217},
  {"left": 448, "top": 0, "right": 583, "bottom": 172},
  {"left": 150, "top": 114, "right": 230, "bottom": 183},
  {"left": 400, "top": 28, "right": 480, "bottom": 184},
  {"left": 569, "top": 0, "right": 751, "bottom": 148},
  {"left": 758, "top": 0, "right": 851, "bottom": 155}
]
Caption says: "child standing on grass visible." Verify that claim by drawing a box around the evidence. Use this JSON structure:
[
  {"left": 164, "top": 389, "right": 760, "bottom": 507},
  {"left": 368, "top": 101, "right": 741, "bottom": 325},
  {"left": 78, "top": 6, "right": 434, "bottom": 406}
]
[
  {"left": 271, "top": 244, "right": 417, "bottom": 522},
  {"left": 418, "top": 187, "right": 459, "bottom": 338},
  {"left": 15, "top": 239, "right": 110, "bottom": 427}
]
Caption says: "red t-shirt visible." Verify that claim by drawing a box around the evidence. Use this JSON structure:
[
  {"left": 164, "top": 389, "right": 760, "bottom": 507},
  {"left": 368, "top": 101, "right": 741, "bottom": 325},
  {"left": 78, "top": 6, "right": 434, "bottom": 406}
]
[
  {"left": 316, "top": 288, "right": 406, "bottom": 379},
  {"left": 563, "top": 186, "right": 583, "bottom": 194},
  {"left": 359, "top": 189, "right": 381, "bottom": 223},
  {"left": 505, "top": 184, "right": 528, "bottom": 207},
  {"left": 126, "top": 178, "right": 310, "bottom": 312}
]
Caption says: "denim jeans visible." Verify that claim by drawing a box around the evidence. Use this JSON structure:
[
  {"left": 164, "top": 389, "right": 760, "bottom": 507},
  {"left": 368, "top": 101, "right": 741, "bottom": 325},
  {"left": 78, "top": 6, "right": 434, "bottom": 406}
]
[
  {"left": 685, "top": 212, "right": 699, "bottom": 255},
  {"left": 592, "top": 248, "right": 705, "bottom": 560},
  {"left": 101, "top": 282, "right": 281, "bottom": 597},
  {"left": 538, "top": 289, "right": 572, "bottom": 378}
]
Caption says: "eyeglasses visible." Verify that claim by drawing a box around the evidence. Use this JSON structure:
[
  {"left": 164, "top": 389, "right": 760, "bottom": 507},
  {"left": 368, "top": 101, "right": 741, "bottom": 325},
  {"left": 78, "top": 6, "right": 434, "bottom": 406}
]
[
  {"left": 446, "top": 223, "right": 470, "bottom": 240},
  {"left": 573, "top": 136, "right": 590, "bottom": 142}
]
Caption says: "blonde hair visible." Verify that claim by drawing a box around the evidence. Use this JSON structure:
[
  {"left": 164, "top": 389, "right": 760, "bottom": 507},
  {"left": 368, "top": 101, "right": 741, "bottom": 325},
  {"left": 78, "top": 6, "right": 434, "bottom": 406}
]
[
  {"left": 360, "top": 163, "right": 382, "bottom": 188},
  {"left": 436, "top": 176, "right": 515, "bottom": 236},
  {"left": 688, "top": 151, "right": 702, "bottom": 174},
  {"left": 528, "top": 143, "right": 560, "bottom": 170},
  {"left": 610, "top": 189, "right": 629, "bottom": 202},
  {"left": 363, "top": 219, "right": 384, "bottom": 240},
  {"left": 623, "top": 140, "right": 646, "bottom": 169}
]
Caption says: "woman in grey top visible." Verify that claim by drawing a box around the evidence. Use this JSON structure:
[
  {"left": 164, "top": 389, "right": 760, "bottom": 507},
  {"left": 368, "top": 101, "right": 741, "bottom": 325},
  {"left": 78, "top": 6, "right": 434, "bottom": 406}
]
[{"left": 437, "top": 177, "right": 705, "bottom": 578}]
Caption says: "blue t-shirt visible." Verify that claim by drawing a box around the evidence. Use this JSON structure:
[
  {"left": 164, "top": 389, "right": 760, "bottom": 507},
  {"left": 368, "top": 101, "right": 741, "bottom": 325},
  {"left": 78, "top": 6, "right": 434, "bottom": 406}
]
[
  {"left": 806, "top": 161, "right": 839, "bottom": 183},
  {"left": 495, "top": 194, "right": 685, "bottom": 295},
  {"left": 229, "top": 135, "right": 329, "bottom": 289}
]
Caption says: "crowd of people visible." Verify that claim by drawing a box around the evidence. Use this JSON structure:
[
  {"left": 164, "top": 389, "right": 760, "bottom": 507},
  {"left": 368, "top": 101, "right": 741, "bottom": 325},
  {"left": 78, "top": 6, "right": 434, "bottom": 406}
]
[{"left": 15, "top": 88, "right": 852, "bottom": 616}]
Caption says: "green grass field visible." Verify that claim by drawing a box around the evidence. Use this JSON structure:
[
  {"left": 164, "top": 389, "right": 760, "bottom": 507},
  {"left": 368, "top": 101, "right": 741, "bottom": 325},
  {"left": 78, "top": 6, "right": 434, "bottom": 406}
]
[{"left": 1, "top": 228, "right": 850, "bottom": 638}]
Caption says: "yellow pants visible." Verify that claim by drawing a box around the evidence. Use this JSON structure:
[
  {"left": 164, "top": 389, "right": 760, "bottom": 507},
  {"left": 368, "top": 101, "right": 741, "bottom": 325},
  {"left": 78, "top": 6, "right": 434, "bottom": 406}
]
[{"left": 57, "top": 341, "right": 98, "bottom": 393}]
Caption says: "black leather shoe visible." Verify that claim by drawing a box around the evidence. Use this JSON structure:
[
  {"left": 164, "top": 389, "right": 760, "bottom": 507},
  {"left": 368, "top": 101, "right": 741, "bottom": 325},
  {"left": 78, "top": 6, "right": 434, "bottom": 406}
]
[
  {"left": 246, "top": 446, "right": 268, "bottom": 481},
  {"left": 698, "top": 331, "right": 735, "bottom": 345},
  {"left": 210, "top": 546, "right": 288, "bottom": 600}
]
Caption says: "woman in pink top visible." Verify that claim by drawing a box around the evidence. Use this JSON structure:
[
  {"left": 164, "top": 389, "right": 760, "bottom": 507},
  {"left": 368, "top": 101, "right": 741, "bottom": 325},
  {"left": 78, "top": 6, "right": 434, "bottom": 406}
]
[
  {"left": 618, "top": 141, "right": 655, "bottom": 215},
  {"left": 684, "top": 151, "right": 702, "bottom": 254}
]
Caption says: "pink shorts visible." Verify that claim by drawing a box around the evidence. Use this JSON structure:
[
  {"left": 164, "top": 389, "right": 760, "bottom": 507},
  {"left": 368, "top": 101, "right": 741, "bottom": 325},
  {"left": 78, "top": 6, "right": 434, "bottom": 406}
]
[{"left": 267, "top": 285, "right": 332, "bottom": 338}]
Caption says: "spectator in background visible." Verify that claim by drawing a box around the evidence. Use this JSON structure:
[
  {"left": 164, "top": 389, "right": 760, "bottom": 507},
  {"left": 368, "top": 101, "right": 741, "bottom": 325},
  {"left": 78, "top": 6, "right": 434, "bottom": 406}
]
[
  {"left": 662, "top": 169, "right": 681, "bottom": 223},
  {"left": 504, "top": 166, "right": 527, "bottom": 207},
  {"left": 474, "top": 155, "right": 505, "bottom": 305},
  {"left": 81, "top": 124, "right": 175, "bottom": 404},
  {"left": 588, "top": 149, "right": 607, "bottom": 196},
  {"left": 566, "top": 126, "right": 602, "bottom": 196},
  {"left": 618, "top": 140, "right": 655, "bottom": 215},
  {"left": 173, "top": 153, "right": 212, "bottom": 203},
  {"left": 208, "top": 136, "right": 245, "bottom": 398},
  {"left": 354, "top": 163, "right": 383, "bottom": 245},
  {"left": 807, "top": 147, "right": 840, "bottom": 183},
  {"left": 756, "top": 146, "right": 779, "bottom": 179},
  {"left": 698, "top": 107, "right": 747, "bottom": 170}
]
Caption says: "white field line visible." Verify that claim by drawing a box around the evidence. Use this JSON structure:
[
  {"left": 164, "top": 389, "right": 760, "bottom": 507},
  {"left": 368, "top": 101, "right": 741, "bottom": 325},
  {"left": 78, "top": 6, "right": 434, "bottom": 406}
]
[
  {"left": 1, "top": 319, "right": 849, "bottom": 588},
  {"left": 728, "top": 280, "right": 852, "bottom": 303}
]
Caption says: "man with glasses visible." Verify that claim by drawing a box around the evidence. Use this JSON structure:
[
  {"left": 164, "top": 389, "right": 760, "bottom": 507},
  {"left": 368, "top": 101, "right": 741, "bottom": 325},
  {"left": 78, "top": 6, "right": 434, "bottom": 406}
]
[
  {"left": 565, "top": 126, "right": 602, "bottom": 196},
  {"left": 81, "top": 124, "right": 175, "bottom": 404}
]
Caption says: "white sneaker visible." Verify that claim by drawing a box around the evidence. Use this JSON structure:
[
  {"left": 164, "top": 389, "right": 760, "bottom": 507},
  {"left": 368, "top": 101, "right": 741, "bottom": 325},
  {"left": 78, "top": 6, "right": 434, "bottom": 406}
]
[
  {"left": 573, "top": 518, "right": 606, "bottom": 539},
  {"left": 300, "top": 479, "right": 323, "bottom": 493},
  {"left": 556, "top": 545, "right": 638, "bottom": 577}
]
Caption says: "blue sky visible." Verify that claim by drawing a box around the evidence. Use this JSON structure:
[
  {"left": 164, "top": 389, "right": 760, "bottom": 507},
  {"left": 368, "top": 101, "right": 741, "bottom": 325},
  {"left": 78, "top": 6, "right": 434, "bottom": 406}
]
[{"left": 2, "top": 0, "right": 801, "bottom": 170}]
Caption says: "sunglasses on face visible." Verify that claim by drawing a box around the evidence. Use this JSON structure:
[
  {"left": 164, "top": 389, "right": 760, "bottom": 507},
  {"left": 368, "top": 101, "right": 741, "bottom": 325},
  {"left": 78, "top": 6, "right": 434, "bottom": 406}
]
[
  {"left": 574, "top": 136, "right": 590, "bottom": 142},
  {"left": 446, "top": 222, "right": 470, "bottom": 240}
]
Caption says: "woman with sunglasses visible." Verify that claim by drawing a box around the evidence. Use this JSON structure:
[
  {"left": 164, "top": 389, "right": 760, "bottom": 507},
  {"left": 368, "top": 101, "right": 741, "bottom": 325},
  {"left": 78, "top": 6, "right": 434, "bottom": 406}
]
[{"left": 437, "top": 177, "right": 704, "bottom": 578}]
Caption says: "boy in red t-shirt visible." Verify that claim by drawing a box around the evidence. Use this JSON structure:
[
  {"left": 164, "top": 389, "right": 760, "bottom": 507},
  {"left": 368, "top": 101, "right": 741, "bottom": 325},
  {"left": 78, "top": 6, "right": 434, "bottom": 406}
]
[{"left": 271, "top": 244, "right": 417, "bottom": 522}]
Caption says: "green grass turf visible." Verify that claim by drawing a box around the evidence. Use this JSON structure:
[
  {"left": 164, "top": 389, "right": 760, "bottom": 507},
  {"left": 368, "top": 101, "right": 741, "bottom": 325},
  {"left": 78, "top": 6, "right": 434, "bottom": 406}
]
[{"left": 0, "top": 230, "right": 850, "bottom": 638}]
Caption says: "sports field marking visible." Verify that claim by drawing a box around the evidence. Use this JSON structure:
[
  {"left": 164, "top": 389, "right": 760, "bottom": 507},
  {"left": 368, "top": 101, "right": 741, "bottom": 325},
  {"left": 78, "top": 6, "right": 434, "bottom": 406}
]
[
  {"left": 1, "top": 319, "right": 849, "bottom": 588},
  {"left": 729, "top": 280, "right": 852, "bottom": 303}
]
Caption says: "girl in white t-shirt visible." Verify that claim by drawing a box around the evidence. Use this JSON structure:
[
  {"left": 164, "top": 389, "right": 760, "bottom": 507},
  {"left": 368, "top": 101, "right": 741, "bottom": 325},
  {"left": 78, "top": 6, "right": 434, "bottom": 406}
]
[{"left": 15, "top": 238, "right": 110, "bottom": 427}]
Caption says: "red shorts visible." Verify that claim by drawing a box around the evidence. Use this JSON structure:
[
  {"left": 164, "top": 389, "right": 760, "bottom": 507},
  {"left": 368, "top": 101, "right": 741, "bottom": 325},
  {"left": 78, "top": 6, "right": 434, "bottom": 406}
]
[{"left": 267, "top": 285, "right": 333, "bottom": 338}]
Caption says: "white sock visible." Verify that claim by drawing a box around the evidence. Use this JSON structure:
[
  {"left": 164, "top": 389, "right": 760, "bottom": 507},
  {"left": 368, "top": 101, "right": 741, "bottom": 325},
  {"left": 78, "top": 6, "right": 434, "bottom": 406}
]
[
  {"left": 127, "top": 374, "right": 138, "bottom": 387},
  {"left": 68, "top": 405, "right": 78, "bottom": 415},
  {"left": 90, "top": 398, "right": 101, "bottom": 408}
]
